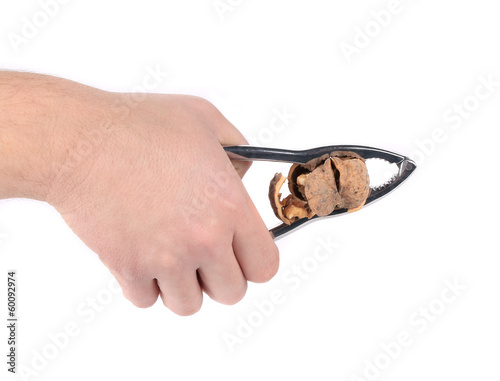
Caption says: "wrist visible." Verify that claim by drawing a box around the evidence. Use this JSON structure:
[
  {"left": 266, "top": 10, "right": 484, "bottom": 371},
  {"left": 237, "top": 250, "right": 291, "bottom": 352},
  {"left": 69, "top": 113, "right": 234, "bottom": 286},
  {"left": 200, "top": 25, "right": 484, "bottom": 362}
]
[{"left": 0, "top": 72, "right": 108, "bottom": 203}]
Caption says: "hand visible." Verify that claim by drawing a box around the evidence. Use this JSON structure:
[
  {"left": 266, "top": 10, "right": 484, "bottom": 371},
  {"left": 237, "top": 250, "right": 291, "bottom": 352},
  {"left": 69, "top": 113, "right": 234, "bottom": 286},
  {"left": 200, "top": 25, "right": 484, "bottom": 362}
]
[{"left": 43, "top": 88, "right": 279, "bottom": 315}]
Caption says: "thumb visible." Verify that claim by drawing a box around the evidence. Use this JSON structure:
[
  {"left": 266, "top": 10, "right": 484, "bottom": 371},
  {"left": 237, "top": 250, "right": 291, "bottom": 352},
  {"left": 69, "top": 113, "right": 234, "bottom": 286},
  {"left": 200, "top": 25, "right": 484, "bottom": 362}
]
[{"left": 206, "top": 104, "right": 252, "bottom": 179}]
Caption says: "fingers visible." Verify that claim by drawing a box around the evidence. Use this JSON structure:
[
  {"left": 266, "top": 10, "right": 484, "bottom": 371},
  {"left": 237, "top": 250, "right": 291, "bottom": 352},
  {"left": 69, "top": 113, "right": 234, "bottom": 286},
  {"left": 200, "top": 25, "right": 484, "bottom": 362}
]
[
  {"left": 99, "top": 256, "right": 160, "bottom": 308},
  {"left": 157, "top": 267, "right": 203, "bottom": 316},
  {"left": 114, "top": 275, "right": 160, "bottom": 308},
  {"left": 197, "top": 249, "right": 247, "bottom": 305},
  {"left": 232, "top": 196, "right": 280, "bottom": 283}
]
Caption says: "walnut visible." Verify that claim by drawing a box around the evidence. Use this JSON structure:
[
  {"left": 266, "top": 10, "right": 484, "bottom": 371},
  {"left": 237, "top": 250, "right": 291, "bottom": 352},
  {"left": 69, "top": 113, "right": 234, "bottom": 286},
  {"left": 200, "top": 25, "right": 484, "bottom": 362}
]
[
  {"left": 269, "top": 174, "right": 313, "bottom": 225},
  {"left": 269, "top": 152, "right": 370, "bottom": 225}
]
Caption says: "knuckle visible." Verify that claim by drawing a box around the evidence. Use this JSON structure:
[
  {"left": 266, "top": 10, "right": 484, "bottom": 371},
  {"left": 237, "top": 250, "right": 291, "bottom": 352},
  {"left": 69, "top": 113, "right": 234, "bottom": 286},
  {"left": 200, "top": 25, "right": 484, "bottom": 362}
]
[
  {"left": 156, "top": 255, "right": 185, "bottom": 275},
  {"left": 131, "top": 296, "right": 157, "bottom": 309},
  {"left": 160, "top": 286, "right": 203, "bottom": 316},
  {"left": 193, "top": 228, "right": 219, "bottom": 253},
  {"left": 166, "top": 298, "right": 203, "bottom": 316},
  {"left": 220, "top": 190, "right": 241, "bottom": 214},
  {"left": 114, "top": 264, "right": 142, "bottom": 282},
  {"left": 183, "top": 96, "right": 215, "bottom": 115},
  {"left": 219, "top": 282, "right": 247, "bottom": 305},
  {"left": 251, "top": 245, "right": 280, "bottom": 283},
  {"left": 103, "top": 252, "right": 147, "bottom": 282},
  {"left": 177, "top": 303, "right": 202, "bottom": 316},
  {"left": 122, "top": 287, "right": 158, "bottom": 309}
]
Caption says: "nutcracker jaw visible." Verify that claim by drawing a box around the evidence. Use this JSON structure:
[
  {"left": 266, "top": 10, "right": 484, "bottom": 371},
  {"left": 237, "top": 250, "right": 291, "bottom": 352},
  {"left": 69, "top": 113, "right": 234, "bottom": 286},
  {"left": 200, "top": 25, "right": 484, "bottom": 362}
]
[
  {"left": 224, "top": 145, "right": 417, "bottom": 240},
  {"left": 365, "top": 156, "right": 416, "bottom": 207}
]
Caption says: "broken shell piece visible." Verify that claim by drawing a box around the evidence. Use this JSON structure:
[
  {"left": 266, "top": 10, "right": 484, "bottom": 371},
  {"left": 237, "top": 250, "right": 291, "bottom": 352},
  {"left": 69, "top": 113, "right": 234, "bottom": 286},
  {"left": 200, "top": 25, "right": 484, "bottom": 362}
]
[
  {"left": 269, "top": 175, "right": 313, "bottom": 225},
  {"left": 287, "top": 164, "right": 308, "bottom": 200},
  {"left": 269, "top": 173, "right": 291, "bottom": 224},
  {"left": 282, "top": 195, "right": 313, "bottom": 221}
]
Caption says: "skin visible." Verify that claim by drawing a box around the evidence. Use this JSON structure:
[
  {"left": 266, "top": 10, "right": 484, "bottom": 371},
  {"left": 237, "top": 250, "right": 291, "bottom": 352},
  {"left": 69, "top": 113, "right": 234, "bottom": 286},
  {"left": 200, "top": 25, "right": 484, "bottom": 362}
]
[{"left": 0, "top": 71, "right": 279, "bottom": 316}]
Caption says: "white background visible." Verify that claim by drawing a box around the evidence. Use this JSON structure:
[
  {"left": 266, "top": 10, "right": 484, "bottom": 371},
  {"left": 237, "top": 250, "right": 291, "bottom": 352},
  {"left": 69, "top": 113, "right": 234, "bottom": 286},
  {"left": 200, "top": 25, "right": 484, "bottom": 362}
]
[{"left": 1, "top": 0, "right": 499, "bottom": 380}]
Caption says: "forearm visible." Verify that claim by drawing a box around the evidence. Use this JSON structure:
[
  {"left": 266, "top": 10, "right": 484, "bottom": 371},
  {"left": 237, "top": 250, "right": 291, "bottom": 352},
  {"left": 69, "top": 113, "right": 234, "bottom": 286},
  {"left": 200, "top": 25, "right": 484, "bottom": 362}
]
[{"left": 0, "top": 72, "right": 104, "bottom": 201}]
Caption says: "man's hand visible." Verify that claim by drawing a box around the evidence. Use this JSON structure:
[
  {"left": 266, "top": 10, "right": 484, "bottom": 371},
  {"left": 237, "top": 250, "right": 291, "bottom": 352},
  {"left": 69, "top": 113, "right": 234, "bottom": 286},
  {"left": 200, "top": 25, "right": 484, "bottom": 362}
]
[{"left": 0, "top": 72, "right": 279, "bottom": 315}]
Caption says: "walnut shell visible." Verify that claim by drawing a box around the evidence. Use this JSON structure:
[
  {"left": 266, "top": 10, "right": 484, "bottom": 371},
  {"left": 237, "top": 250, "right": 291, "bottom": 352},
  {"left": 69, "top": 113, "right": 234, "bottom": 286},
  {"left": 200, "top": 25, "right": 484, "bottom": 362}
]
[
  {"left": 331, "top": 156, "right": 370, "bottom": 212},
  {"left": 269, "top": 151, "right": 370, "bottom": 224},
  {"left": 304, "top": 158, "right": 341, "bottom": 216},
  {"left": 269, "top": 173, "right": 291, "bottom": 224}
]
